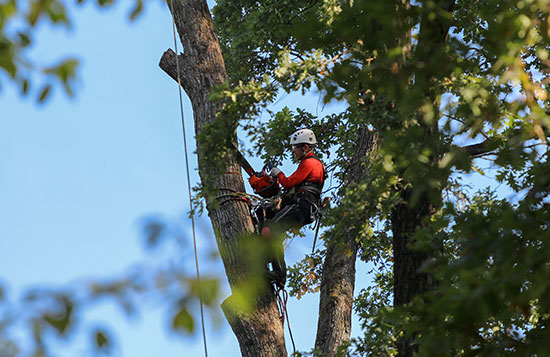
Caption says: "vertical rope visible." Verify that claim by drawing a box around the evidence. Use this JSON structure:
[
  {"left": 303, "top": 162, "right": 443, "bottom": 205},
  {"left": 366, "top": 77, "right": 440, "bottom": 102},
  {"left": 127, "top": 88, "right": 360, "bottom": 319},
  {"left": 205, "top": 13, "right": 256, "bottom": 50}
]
[
  {"left": 311, "top": 216, "right": 322, "bottom": 255},
  {"left": 168, "top": 1, "right": 208, "bottom": 356},
  {"left": 276, "top": 287, "right": 296, "bottom": 354}
]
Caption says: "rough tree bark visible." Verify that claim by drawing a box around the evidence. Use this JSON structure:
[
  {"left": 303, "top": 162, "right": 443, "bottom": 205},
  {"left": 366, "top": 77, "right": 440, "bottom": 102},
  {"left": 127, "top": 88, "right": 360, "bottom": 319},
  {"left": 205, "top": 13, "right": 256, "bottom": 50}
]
[
  {"left": 391, "top": 190, "right": 438, "bottom": 356},
  {"left": 158, "top": 1, "right": 286, "bottom": 356},
  {"left": 315, "top": 128, "right": 379, "bottom": 355}
]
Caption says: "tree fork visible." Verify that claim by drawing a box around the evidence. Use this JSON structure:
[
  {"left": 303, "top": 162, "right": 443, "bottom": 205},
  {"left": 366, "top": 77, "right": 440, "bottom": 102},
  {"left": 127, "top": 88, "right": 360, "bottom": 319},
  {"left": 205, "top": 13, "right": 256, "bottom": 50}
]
[{"left": 159, "top": 1, "right": 286, "bottom": 355}]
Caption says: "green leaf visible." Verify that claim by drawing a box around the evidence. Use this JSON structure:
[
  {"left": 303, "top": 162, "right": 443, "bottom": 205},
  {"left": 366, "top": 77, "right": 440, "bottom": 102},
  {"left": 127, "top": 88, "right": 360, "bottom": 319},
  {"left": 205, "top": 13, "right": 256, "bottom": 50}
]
[
  {"left": 55, "top": 59, "right": 79, "bottom": 82},
  {"left": 27, "top": 1, "right": 41, "bottom": 26},
  {"left": 0, "top": 51, "right": 17, "bottom": 78},
  {"left": 129, "top": 0, "right": 143, "bottom": 21},
  {"left": 47, "top": 1, "right": 70, "bottom": 25},
  {"left": 190, "top": 278, "right": 219, "bottom": 305},
  {"left": 43, "top": 295, "right": 73, "bottom": 336},
  {"left": 21, "top": 78, "right": 29, "bottom": 95},
  {"left": 44, "top": 59, "right": 79, "bottom": 96},
  {"left": 38, "top": 84, "right": 51, "bottom": 103},
  {"left": 173, "top": 307, "right": 194, "bottom": 333},
  {"left": 0, "top": 0, "right": 17, "bottom": 20},
  {"left": 44, "top": 314, "right": 70, "bottom": 335},
  {"left": 18, "top": 32, "right": 32, "bottom": 47},
  {"left": 96, "top": 0, "right": 115, "bottom": 7},
  {"left": 94, "top": 329, "right": 110, "bottom": 350}
]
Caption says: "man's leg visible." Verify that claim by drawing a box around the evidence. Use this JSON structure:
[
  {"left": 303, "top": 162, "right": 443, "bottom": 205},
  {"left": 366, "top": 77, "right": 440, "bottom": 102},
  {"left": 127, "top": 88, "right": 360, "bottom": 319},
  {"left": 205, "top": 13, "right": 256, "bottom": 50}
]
[
  {"left": 261, "top": 204, "right": 302, "bottom": 287},
  {"left": 261, "top": 225, "right": 286, "bottom": 287}
]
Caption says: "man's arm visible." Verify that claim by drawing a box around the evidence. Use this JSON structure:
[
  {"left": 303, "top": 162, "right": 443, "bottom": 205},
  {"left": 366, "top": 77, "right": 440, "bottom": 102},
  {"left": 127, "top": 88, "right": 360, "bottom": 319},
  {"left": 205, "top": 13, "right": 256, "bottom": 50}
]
[{"left": 276, "top": 160, "right": 312, "bottom": 190}]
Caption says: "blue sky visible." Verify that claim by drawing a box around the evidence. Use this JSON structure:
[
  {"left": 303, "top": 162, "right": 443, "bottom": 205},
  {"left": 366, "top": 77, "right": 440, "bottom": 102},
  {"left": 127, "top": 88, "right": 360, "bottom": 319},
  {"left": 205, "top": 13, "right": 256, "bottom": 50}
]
[{"left": 0, "top": 1, "right": 369, "bottom": 356}]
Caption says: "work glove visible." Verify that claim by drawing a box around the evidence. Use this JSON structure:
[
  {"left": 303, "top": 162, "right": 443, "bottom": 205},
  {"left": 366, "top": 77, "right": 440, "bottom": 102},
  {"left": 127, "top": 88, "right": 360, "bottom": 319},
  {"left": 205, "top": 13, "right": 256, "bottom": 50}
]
[{"left": 270, "top": 167, "right": 282, "bottom": 178}]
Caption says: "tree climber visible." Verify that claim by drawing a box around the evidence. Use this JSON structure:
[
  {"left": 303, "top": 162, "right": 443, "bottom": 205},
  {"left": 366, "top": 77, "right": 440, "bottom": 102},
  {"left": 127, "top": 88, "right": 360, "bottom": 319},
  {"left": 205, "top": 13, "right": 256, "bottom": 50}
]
[{"left": 262, "top": 128, "right": 326, "bottom": 288}]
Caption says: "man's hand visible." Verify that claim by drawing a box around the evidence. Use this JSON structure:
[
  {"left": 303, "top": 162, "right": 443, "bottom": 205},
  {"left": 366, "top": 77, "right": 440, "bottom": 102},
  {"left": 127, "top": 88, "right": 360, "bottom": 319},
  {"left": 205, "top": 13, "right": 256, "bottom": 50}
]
[{"left": 270, "top": 167, "right": 282, "bottom": 177}]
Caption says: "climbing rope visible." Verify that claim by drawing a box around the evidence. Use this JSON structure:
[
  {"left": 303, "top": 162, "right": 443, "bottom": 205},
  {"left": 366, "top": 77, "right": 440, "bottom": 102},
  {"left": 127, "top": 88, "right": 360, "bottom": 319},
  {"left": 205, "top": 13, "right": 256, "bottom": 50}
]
[
  {"left": 214, "top": 187, "right": 260, "bottom": 207},
  {"left": 275, "top": 286, "right": 296, "bottom": 354},
  {"left": 311, "top": 216, "right": 322, "bottom": 255},
  {"left": 311, "top": 197, "right": 330, "bottom": 254},
  {"left": 168, "top": 1, "right": 208, "bottom": 356}
]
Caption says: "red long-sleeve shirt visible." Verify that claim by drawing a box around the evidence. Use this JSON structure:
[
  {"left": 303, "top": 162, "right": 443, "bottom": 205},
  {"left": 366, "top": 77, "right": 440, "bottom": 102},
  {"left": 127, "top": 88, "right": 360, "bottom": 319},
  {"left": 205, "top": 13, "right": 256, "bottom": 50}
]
[{"left": 276, "top": 152, "right": 324, "bottom": 190}]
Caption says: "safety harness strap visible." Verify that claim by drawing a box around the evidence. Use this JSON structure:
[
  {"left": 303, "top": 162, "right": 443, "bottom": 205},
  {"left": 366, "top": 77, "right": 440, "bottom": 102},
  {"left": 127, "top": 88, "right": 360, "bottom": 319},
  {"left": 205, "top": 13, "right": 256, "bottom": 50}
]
[{"left": 294, "top": 155, "right": 326, "bottom": 202}]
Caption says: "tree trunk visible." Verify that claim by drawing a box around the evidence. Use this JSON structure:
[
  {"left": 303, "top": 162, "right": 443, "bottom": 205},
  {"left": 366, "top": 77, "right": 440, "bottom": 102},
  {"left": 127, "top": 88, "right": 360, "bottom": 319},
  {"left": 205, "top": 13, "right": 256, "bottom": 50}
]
[
  {"left": 315, "top": 128, "right": 379, "bottom": 355},
  {"left": 391, "top": 2, "right": 455, "bottom": 356},
  {"left": 158, "top": 1, "right": 286, "bottom": 355},
  {"left": 391, "top": 190, "right": 438, "bottom": 356}
]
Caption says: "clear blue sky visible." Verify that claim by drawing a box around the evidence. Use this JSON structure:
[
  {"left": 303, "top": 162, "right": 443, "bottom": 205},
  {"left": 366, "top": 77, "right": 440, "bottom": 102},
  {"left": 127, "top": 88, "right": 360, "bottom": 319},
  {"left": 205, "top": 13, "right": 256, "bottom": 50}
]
[{"left": 0, "top": 1, "right": 368, "bottom": 356}]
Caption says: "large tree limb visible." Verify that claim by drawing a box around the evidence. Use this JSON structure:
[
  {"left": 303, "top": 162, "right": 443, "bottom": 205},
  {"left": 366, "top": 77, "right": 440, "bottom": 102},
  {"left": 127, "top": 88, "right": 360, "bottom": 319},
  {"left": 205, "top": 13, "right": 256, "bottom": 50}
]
[
  {"left": 461, "top": 139, "right": 500, "bottom": 158},
  {"left": 462, "top": 140, "right": 496, "bottom": 157},
  {"left": 459, "top": 127, "right": 534, "bottom": 158},
  {"left": 159, "top": 1, "right": 286, "bottom": 355}
]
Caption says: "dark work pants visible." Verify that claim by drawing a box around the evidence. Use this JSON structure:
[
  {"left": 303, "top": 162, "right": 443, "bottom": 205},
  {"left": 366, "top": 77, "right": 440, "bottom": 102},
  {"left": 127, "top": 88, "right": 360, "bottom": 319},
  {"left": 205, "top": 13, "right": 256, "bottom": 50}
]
[{"left": 263, "top": 197, "right": 317, "bottom": 283}]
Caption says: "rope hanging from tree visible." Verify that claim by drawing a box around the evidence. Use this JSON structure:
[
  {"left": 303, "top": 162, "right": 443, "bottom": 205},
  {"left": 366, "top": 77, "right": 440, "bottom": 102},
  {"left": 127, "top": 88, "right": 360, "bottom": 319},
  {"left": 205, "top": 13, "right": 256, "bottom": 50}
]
[
  {"left": 168, "top": 1, "right": 208, "bottom": 356},
  {"left": 275, "top": 285, "right": 296, "bottom": 354}
]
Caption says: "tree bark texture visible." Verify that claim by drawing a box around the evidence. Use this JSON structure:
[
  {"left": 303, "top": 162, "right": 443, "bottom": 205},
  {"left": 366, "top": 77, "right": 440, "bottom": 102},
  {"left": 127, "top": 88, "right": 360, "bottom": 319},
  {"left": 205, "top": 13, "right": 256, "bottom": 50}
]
[
  {"left": 315, "top": 128, "right": 379, "bottom": 355},
  {"left": 391, "top": 189, "right": 438, "bottom": 357},
  {"left": 159, "top": 1, "right": 286, "bottom": 356},
  {"left": 391, "top": 191, "right": 438, "bottom": 304}
]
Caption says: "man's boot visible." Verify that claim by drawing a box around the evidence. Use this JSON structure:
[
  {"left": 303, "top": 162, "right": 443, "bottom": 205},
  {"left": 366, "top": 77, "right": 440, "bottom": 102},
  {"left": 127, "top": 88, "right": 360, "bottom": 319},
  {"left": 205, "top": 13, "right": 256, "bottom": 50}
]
[
  {"left": 268, "top": 240, "right": 286, "bottom": 288},
  {"left": 271, "top": 253, "right": 286, "bottom": 288}
]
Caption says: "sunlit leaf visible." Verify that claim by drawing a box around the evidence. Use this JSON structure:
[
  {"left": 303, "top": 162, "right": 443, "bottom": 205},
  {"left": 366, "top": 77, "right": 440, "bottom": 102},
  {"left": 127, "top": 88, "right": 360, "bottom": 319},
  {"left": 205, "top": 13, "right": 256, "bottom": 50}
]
[
  {"left": 0, "top": 0, "right": 17, "bottom": 19},
  {"left": 47, "top": 0, "right": 70, "bottom": 24},
  {"left": 27, "top": 1, "right": 41, "bottom": 26}
]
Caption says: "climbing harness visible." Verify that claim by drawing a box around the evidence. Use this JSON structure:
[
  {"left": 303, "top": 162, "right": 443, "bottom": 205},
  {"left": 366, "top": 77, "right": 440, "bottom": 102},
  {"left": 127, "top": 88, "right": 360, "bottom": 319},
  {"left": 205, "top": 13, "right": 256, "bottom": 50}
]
[{"left": 168, "top": 1, "right": 208, "bottom": 356}]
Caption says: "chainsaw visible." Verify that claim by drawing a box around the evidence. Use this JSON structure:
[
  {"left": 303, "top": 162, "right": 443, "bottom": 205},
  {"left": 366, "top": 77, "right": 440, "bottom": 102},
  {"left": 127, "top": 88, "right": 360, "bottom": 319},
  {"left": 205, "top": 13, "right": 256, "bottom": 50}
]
[{"left": 232, "top": 146, "right": 280, "bottom": 198}]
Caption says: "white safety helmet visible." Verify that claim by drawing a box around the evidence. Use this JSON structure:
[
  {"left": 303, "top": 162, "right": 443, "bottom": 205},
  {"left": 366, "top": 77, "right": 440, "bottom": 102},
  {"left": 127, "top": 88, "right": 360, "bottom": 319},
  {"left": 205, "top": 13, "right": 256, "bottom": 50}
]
[{"left": 289, "top": 128, "right": 317, "bottom": 146}]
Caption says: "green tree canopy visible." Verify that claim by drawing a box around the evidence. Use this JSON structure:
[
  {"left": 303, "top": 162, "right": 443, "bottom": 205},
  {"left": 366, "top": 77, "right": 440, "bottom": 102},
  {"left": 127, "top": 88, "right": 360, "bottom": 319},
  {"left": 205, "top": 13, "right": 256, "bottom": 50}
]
[{"left": 209, "top": 0, "right": 550, "bottom": 354}]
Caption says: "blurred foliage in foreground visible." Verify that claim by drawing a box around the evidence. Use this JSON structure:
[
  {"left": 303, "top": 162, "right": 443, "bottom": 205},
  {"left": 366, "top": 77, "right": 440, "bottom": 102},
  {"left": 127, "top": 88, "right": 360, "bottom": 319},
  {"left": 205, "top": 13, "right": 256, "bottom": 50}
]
[
  {"left": 0, "top": 215, "right": 222, "bottom": 356},
  {"left": 0, "top": 0, "right": 145, "bottom": 103}
]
